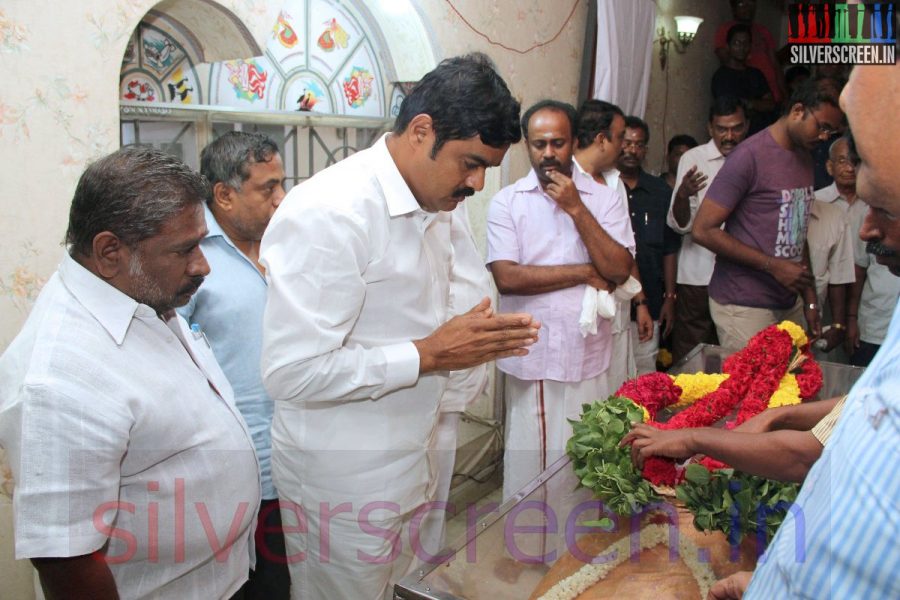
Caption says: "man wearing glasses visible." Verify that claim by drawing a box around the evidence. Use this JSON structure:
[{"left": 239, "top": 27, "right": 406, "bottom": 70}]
[{"left": 692, "top": 81, "right": 844, "bottom": 349}]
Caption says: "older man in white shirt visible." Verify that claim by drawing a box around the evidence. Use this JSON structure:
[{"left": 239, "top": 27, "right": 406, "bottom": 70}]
[
  {"left": 667, "top": 97, "right": 748, "bottom": 362},
  {"left": 260, "top": 54, "right": 539, "bottom": 600},
  {"left": 0, "top": 148, "right": 260, "bottom": 600},
  {"left": 810, "top": 136, "right": 860, "bottom": 359}
]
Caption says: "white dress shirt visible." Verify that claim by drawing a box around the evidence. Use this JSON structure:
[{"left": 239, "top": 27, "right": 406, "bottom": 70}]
[
  {"left": 807, "top": 199, "right": 856, "bottom": 307},
  {"left": 814, "top": 181, "right": 848, "bottom": 208},
  {"left": 0, "top": 254, "right": 259, "bottom": 600},
  {"left": 666, "top": 139, "right": 727, "bottom": 286},
  {"left": 260, "top": 134, "right": 485, "bottom": 514}
]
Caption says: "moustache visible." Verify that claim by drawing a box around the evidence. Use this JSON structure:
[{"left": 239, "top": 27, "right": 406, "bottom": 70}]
[
  {"left": 540, "top": 159, "right": 561, "bottom": 170},
  {"left": 866, "top": 241, "right": 897, "bottom": 258},
  {"left": 452, "top": 187, "right": 475, "bottom": 199},
  {"left": 180, "top": 276, "right": 206, "bottom": 296}
]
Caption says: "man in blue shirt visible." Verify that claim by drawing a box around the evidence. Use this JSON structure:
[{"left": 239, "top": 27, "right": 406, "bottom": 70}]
[
  {"left": 178, "top": 131, "right": 288, "bottom": 599},
  {"left": 709, "top": 64, "right": 900, "bottom": 600}
]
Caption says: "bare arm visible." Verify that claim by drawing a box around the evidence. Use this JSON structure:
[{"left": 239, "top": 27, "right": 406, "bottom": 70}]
[
  {"left": 546, "top": 170, "right": 633, "bottom": 284},
  {"left": 631, "top": 262, "right": 653, "bottom": 341},
  {"left": 622, "top": 424, "right": 824, "bottom": 483},
  {"left": 736, "top": 396, "right": 841, "bottom": 433},
  {"left": 33, "top": 554, "right": 120, "bottom": 600},
  {"left": 801, "top": 241, "right": 821, "bottom": 337},
  {"left": 659, "top": 253, "right": 677, "bottom": 337},
  {"left": 693, "top": 198, "right": 815, "bottom": 294},
  {"left": 489, "top": 261, "right": 609, "bottom": 296},
  {"left": 822, "top": 283, "right": 848, "bottom": 351},
  {"left": 670, "top": 165, "right": 708, "bottom": 230},
  {"left": 845, "top": 264, "right": 866, "bottom": 355}
]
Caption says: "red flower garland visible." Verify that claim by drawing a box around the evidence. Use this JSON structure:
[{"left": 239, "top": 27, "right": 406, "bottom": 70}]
[
  {"left": 616, "top": 326, "right": 802, "bottom": 486},
  {"left": 732, "top": 329, "right": 793, "bottom": 426},
  {"left": 795, "top": 356, "right": 823, "bottom": 400},
  {"left": 614, "top": 372, "right": 681, "bottom": 419}
]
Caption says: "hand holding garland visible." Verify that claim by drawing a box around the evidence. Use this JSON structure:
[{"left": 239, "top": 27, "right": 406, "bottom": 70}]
[{"left": 621, "top": 423, "right": 825, "bottom": 483}]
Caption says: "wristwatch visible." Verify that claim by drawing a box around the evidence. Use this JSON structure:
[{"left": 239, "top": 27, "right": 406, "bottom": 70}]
[
  {"left": 633, "top": 298, "right": 648, "bottom": 307},
  {"left": 806, "top": 302, "right": 819, "bottom": 311}
]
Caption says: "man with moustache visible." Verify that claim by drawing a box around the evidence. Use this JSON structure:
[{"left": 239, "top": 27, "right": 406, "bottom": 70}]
[
  {"left": 693, "top": 81, "right": 844, "bottom": 349},
  {"left": 0, "top": 147, "right": 260, "bottom": 599},
  {"left": 177, "top": 132, "right": 289, "bottom": 598},
  {"left": 259, "top": 54, "right": 539, "bottom": 600},
  {"left": 486, "top": 100, "right": 634, "bottom": 500},
  {"left": 617, "top": 116, "right": 681, "bottom": 374},
  {"left": 708, "top": 64, "right": 900, "bottom": 600},
  {"left": 845, "top": 194, "right": 900, "bottom": 367},
  {"left": 667, "top": 96, "right": 748, "bottom": 362}
]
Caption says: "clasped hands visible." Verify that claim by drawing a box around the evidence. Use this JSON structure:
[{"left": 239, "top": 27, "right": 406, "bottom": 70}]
[{"left": 414, "top": 297, "right": 540, "bottom": 374}]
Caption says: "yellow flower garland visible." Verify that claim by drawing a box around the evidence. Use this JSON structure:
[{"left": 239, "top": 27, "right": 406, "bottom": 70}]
[
  {"left": 776, "top": 320, "right": 808, "bottom": 347},
  {"left": 669, "top": 373, "right": 730, "bottom": 408},
  {"left": 767, "top": 373, "right": 801, "bottom": 408}
]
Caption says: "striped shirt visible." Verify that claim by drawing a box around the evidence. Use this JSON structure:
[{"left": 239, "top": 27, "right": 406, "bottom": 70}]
[
  {"left": 746, "top": 301, "right": 900, "bottom": 598},
  {"left": 810, "top": 395, "right": 847, "bottom": 445}
]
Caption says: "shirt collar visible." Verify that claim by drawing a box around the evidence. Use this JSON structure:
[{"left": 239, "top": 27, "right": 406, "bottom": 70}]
[
  {"left": 816, "top": 182, "right": 842, "bottom": 203},
  {"left": 371, "top": 133, "right": 424, "bottom": 219},
  {"left": 58, "top": 253, "right": 155, "bottom": 346},
  {"left": 203, "top": 204, "right": 227, "bottom": 240},
  {"left": 703, "top": 139, "right": 727, "bottom": 161}
]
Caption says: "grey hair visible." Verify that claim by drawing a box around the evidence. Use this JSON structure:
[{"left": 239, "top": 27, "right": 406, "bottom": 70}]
[
  {"left": 65, "top": 147, "right": 209, "bottom": 257},
  {"left": 828, "top": 135, "right": 849, "bottom": 159},
  {"left": 199, "top": 131, "right": 279, "bottom": 201}
]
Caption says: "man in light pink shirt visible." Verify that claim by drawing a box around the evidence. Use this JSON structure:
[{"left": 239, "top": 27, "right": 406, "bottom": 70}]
[{"left": 486, "top": 100, "right": 636, "bottom": 500}]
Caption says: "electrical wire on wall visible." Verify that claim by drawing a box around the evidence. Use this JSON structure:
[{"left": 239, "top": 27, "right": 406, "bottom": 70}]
[{"left": 443, "top": 0, "right": 582, "bottom": 54}]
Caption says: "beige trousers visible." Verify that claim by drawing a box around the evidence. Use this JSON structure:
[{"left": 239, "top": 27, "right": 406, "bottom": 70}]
[{"left": 709, "top": 296, "right": 805, "bottom": 351}]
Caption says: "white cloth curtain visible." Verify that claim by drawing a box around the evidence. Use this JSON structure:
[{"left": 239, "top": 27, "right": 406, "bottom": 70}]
[{"left": 592, "top": 0, "right": 656, "bottom": 118}]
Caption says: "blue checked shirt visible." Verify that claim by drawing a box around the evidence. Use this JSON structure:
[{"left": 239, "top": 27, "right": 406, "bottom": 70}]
[{"left": 746, "top": 300, "right": 900, "bottom": 598}]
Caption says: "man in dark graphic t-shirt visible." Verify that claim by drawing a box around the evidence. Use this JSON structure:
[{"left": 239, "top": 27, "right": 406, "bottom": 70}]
[{"left": 692, "top": 81, "right": 844, "bottom": 349}]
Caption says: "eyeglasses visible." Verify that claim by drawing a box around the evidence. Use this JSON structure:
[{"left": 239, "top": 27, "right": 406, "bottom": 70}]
[
  {"left": 807, "top": 109, "right": 839, "bottom": 137},
  {"left": 832, "top": 156, "right": 856, "bottom": 168},
  {"left": 622, "top": 140, "right": 647, "bottom": 150}
]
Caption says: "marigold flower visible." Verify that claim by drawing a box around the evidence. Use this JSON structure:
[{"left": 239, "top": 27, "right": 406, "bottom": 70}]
[{"left": 777, "top": 320, "right": 808, "bottom": 347}]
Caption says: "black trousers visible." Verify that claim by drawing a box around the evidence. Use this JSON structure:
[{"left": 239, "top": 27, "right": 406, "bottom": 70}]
[{"left": 232, "top": 498, "right": 291, "bottom": 600}]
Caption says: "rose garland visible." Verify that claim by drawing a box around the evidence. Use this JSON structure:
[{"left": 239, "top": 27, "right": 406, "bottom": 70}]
[{"left": 569, "top": 321, "right": 823, "bottom": 541}]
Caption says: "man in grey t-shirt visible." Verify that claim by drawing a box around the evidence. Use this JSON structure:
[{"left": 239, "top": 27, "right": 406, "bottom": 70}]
[{"left": 692, "top": 81, "right": 843, "bottom": 349}]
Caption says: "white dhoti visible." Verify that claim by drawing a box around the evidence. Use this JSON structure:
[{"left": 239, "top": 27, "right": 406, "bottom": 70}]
[
  {"left": 502, "top": 372, "right": 611, "bottom": 501},
  {"left": 279, "top": 494, "right": 447, "bottom": 600}
]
